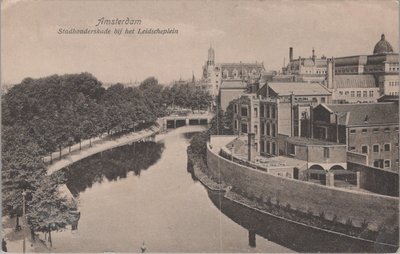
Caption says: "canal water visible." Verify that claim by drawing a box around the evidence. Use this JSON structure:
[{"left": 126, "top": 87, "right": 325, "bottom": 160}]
[{"left": 50, "top": 126, "right": 293, "bottom": 253}]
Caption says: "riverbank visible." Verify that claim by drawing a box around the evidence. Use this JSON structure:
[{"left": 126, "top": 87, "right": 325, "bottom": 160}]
[
  {"left": 48, "top": 124, "right": 161, "bottom": 175},
  {"left": 187, "top": 151, "right": 399, "bottom": 250},
  {"left": 2, "top": 123, "right": 163, "bottom": 252},
  {"left": 187, "top": 150, "right": 226, "bottom": 191}
]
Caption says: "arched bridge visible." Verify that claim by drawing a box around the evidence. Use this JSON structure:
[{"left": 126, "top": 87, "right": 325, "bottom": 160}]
[{"left": 162, "top": 111, "right": 214, "bottom": 129}]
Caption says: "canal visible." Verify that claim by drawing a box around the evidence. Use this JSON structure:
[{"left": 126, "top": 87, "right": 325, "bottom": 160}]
[{"left": 50, "top": 126, "right": 293, "bottom": 253}]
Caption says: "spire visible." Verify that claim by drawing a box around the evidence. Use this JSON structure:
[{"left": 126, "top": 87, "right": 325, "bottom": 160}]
[{"left": 207, "top": 44, "right": 215, "bottom": 66}]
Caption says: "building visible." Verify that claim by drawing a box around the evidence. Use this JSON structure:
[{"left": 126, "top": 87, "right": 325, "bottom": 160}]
[
  {"left": 326, "top": 72, "right": 380, "bottom": 103},
  {"left": 231, "top": 82, "right": 332, "bottom": 156},
  {"left": 201, "top": 45, "right": 265, "bottom": 97},
  {"left": 219, "top": 80, "right": 247, "bottom": 111},
  {"left": 312, "top": 102, "right": 399, "bottom": 171},
  {"left": 281, "top": 47, "right": 328, "bottom": 83},
  {"left": 326, "top": 34, "right": 399, "bottom": 100},
  {"left": 281, "top": 34, "right": 399, "bottom": 103}
]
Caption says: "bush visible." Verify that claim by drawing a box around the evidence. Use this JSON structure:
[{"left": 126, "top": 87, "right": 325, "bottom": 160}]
[{"left": 188, "top": 131, "right": 209, "bottom": 160}]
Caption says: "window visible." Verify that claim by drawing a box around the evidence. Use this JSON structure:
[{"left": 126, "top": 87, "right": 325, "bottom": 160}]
[
  {"left": 241, "top": 106, "right": 248, "bottom": 117},
  {"left": 395, "top": 127, "right": 399, "bottom": 132},
  {"left": 321, "top": 97, "right": 326, "bottom": 103},
  {"left": 374, "top": 160, "right": 381, "bottom": 168},
  {"left": 369, "top": 91, "right": 374, "bottom": 97},
  {"left": 266, "top": 105, "right": 270, "bottom": 118},
  {"left": 261, "top": 123, "right": 265, "bottom": 136},
  {"left": 350, "top": 129, "right": 356, "bottom": 134},
  {"left": 350, "top": 146, "right": 356, "bottom": 151},
  {"left": 373, "top": 144, "right": 379, "bottom": 152},
  {"left": 324, "top": 147, "right": 330, "bottom": 158},
  {"left": 373, "top": 128, "right": 379, "bottom": 133},
  {"left": 260, "top": 140, "right": 265, "bottom": 153},
  {"left": 266, "top": 141, "right": 270, "bottom": 154},
  {"left": 254, "top": 125, "right": 258, "bottom": 135},
  {"left": 272, "top": 142, "right": 276, "bottom": 155},
  {"left": 234, "top": 120, "right": 238, "bottom": 130},
  {"left": 288, "top": 144, "right": 296, "bottom": 155},
  {"left": 260, "top": 105, "right": 264, "bottom": 118},
  {"left": 241, "top": 123, "right": 248, "bottom": 133},
  {"left": 362, "top": 129, "right": 367, "bottom": 133},
  {"left": 384, "top": 127, "right": 390, "bottom": 132},
  {"left": 266, "top": 123, "right": 270, "bottom": 136},
  {"left": 384, "top": 160, "right": 391, "bottom": 168},
  {"left": 271, "top": 105, "right": 276, "bottom": 119},
  {"left": 384, "top": 144, "right": 390, "bottom": 151},
  {"left": 339, "top": 91, "right": 343, "bottom": 95},
  {"left": 351, "top": 91, "right": 355, "bottom": 97},
  {"left": 362, "top": 145, "right": 368, "bottom": 154},
  {"left": 271, "top": 123, "right": 276, "bottom": 137},
  {"left": 363, "top": 91, "right": 367, "bottom": 97},
  {"left": 254, "top": 107, "right": 258, "bottom": 117},
  {"left": 356, "top": 91, "right": 361, "bottom": 97},
  {"left": 234, "top": 104, "right": 238, "bottom": 114},
  {"left": 345, "top": 91, "right": 349, "bottom": 95}
]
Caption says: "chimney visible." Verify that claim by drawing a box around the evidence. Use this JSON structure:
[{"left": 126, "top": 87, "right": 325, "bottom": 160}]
[
  {"left": 310, "top": 105, "right": 314, "bottom": 139},
  {"left": 327, "top": 58, "right": 335, "bottom": 89},
  {"left": 289, "top": 47, "right": 293, "bottom": 61},
  {"left": 248, "top": 133, "right": 256, "bottom": 162}
]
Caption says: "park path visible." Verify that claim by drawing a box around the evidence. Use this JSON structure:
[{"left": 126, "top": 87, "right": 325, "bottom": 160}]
[{"left": 47, "top": 124, "right": 161, "bottom": 175}]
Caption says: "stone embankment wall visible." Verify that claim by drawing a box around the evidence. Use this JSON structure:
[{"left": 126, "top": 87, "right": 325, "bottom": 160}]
[
  {"left": 349, "top": 162, "right": 399, "bottom": 197},
  {"left": 207, "top": 144, "right": 398, "bottom": 230}
]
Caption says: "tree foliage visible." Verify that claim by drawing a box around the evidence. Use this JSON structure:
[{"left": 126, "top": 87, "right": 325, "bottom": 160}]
[{"left": 2, "top": 73, "right": 213, "bottom": 238}]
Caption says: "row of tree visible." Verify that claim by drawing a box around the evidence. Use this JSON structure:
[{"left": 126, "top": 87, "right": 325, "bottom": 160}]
[{"left": 1, "top": 72, "right": 212, "bottom": 244}]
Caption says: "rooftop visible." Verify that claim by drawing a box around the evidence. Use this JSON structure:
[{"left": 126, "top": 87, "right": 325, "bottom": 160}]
[
  {"left": 220, "top": 80, "right": 247, "bottom": 89},
  {"left": 334, "top": 75, "right": 377, "bottom": 88},
  {"left": 373, "top": 34, "right": 394, "bottom": 55},
  {"left": 266, "top": 82, "right": 331, "bottom": 96},
  {"left": 322, "top": 102, "right": 399, "bottom": 126}
]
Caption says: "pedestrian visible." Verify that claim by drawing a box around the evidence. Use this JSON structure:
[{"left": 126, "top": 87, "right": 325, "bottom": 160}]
[
  {"left": 2, "top": 238, "right": 7, "bottom": 252},
  {"left": 140, "top": 241, "right": 146, "bottom": 253}
]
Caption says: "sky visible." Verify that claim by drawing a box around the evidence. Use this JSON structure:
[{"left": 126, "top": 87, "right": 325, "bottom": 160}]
[{"left": 1, "top": 0, "right": 399, "bottom": 85}]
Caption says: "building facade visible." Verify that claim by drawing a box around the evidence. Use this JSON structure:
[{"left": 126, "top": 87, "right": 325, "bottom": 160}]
[
  {"left": 313, "top": 103, "right": 399, "bottom": 171},
  {"left": 281, "top": 47, "right": 328, "bottom": 83},
  {"left": 325, "top": 34, "right": 399, "bottom": 101},
  {"left": 201, "top": 46, "right": 265, "bottom": 97}
]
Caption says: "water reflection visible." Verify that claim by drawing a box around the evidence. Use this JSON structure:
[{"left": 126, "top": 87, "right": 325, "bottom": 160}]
[
  {"left": 206, "top": 190, "right": 397, "bottom": 253},
  {"left": 62, "top": 141, "right": 165, "bottom": 196}
]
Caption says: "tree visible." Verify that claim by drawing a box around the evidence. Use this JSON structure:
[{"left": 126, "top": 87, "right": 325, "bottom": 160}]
[{"left": 27, "top": 174, "right": 76, "bottom": 247}]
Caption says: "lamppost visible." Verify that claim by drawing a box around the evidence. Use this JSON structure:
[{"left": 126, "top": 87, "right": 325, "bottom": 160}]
[{"left": 22, "top": 190, "right": 26, "bottom": 253}]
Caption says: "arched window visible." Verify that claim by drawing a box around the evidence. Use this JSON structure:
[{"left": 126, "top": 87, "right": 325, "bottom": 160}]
[
  {"left": 271, "top": 123, "right": 276, "bottom": 137},
  {"left": 266, "top": 123, "right": 270, "bottom": 136}
]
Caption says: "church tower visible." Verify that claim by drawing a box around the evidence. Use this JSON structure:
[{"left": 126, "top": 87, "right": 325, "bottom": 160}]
[{"left": 207, "top": 45, "right": 215, "bottom": 66}]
